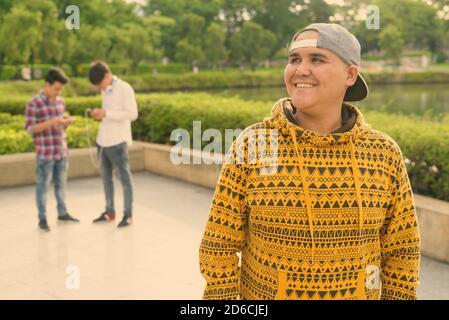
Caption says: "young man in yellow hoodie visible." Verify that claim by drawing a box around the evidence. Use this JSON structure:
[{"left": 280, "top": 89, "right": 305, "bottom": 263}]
[{"left": 199, "top": 23, "right": 420, "bottom": 300}]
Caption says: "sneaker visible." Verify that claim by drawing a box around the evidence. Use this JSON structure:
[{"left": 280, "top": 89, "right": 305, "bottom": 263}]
[
  {"left": 92, "top": 211, "right": 115, "bottom": 223},
  {"left": 58, "top": 213, "right": 80, "bottom": 222},
  {"left": 39, "top": 219, "right": 50, "bottom": 231},
  {"left": 117, "top": 216, "right": 132, "bottom": 228}
]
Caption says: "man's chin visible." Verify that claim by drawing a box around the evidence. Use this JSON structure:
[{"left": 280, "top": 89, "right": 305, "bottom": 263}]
[{"left": 291, "top": 97, "right": 316, "bottom": 113}]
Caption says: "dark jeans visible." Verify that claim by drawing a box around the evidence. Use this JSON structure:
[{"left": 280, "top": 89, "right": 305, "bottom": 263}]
[
  {"left": 36, "top": 157, "right": 68, "bottom": 221},
  {"left": 97, "top": 142, "right": 133, "bottom": 217}
]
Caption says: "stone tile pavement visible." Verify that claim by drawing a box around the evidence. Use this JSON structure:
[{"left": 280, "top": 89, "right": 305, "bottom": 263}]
[{"left": 0, "top": 172, "right": 447, "bottom": 299}]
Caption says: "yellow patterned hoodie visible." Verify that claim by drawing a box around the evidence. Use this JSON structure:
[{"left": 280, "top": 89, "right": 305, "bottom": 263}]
[{"left": 199, "top": 98, "right": 420, "bottom": 300}]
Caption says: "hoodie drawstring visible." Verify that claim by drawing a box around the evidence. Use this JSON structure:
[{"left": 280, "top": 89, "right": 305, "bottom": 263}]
[
  {"left": 288, "top": 128, "right": 365, "bottom": 266},
  {"left": 289, "top": 127, "right": 316, "bottom": 264},
  {"left": 349, "top": 136, "right": 364, "bottom": 244}
]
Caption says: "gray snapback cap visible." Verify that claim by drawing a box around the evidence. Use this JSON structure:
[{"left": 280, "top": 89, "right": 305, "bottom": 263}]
[{"left": 289, "top": 23, "right": 369, "bottom": 101}]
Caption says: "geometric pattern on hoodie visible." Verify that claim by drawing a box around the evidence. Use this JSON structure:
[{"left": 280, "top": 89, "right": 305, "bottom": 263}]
[{"left": 199, "top": 98, "right": 420, "bottom": 300}]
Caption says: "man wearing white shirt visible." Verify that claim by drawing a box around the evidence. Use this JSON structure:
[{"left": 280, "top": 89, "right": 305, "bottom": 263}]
[{"left": 88, "top": 61, "right": 138, "bottom": 228}]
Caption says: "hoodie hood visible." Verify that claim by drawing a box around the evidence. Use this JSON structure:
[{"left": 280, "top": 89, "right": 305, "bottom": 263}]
[{"left": 263, "top": 97, "right": 371, "bottom": 148}]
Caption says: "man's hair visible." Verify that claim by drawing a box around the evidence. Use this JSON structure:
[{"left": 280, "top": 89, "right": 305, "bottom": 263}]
[
  {"left": 45, "top": 67, "right": 69, "bottom": 85},
  {"left": 89, "top": 61, "right": 111, "bottom": 85}
]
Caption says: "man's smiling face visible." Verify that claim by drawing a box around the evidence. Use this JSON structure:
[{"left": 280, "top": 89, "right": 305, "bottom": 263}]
[{"left": 284, "top": 30, "right": 358, "bottom": 114}]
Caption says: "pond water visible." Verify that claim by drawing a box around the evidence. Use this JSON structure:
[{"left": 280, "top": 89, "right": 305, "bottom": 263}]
[{"left": 203, "top": 84, "right": 449, "bottom": 119}]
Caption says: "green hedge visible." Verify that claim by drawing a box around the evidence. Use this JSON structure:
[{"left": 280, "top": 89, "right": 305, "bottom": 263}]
[
  {"left": 361, "top": 71, "right": 449, "bottom": 84},
  {"left": 0, "top": 112, "right": 99, "bottom": 155},
  {"left": 0, "top": 92, "right": 448, "bottom": 201},
  {"left": 0, "top": 78, "right": 96, "bottom": 98},
  {"left": 122, "top": 70, "right": 284, "bottom": 92},
  {"left": 0, "top": 64, "right": 73, "bottom": 80},
  {"left": 0, "top": 96, "right": 100, "bottom": 116},
  {"left": 73, "top": 63, "right": 131, "bottom": 77},
  {"left": 135, "top": 63, "right": 190, "bottom": 75},
  {"left": 365, "top": 112, "right": 449, "bottom": 201},
  {"left": 131, "top": 93, "right": 449, "bottom": 202},
  {"left": 0, "top": 65, "right": 19, "bottom": 80},
  {"left": 2, "top": 70, "right": 449, "bottom": 99}
]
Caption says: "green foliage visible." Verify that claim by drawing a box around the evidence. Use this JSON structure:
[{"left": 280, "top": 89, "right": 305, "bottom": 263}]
[
  {"left": 0, "top": 4, "right": 42, "bottom": 64},
  {"left": 0, "top": 0, "right": 447, "bottom": 72},
  {"left": 135, "top": 63, "right": 190, "bottom": 75},
  {"left": 0, "top": 65, "right": 19, "bottom": 80},
  {"left": 0, "top": 64, "right": 72, "bottom": 80},
  {"left": 0, "top": 112, "right": 98, "bottom": 154},
  {"left": 230, "top": 21, "right": 276, "bottom": 68},
  {"left": 0, "top": 78, "right": 96, "bottom": 99},
  {"left": 203, "top": 23, "right": 228, "bottom": 67},
  {"left": 379, "top": 25, "right": 404, "bottom": 65},
  {"left": 0, "top": 92, "right": 448, "bottom": 201},
  {"left": 175, "top": 39, "right": 205, "bottom": 66},
  {"left": 361, "top": 71, "right": 449, "bottom": 84},
  {"left": 0, "top": 112, "right": 33, "bottom": 154},
  {"left": 366, "top": 111, "right": 449, "bottom": 201},
  {"left": 3, "top": 70, "right": 449, "bottom": 104}
]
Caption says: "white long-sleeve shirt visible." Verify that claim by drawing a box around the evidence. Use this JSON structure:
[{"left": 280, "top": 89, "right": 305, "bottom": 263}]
[{"left": 96, "top": 76, "right": 138, "bottom": 147}]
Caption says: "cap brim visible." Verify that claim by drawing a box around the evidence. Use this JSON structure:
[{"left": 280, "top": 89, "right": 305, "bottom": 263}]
[{"left": 344, "top": 73, "right": 369, "bottom": 101}]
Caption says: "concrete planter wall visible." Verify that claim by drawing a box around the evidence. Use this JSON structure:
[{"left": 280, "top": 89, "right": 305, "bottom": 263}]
[{"left": 1, "top": 141, "right": 448, "bottom": 264}]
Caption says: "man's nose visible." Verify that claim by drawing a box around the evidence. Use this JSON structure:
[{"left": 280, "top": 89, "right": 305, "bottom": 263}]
[{"left": 294, "top": 61, "right": 312, "bottom": 77}]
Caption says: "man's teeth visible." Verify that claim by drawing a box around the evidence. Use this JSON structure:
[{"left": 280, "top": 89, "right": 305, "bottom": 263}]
[{"left": 295, "top": 83, "right": 316, "bottom": 88}]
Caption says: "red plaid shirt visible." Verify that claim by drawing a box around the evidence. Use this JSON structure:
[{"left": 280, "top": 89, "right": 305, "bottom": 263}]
[{"left": 25, "top": 91, "right": 68, "bottom": 160}]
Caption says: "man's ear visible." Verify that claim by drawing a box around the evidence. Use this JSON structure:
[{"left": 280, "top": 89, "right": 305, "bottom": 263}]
[{"left": 346, "top": 65, "right": 358, "bottom": 86}]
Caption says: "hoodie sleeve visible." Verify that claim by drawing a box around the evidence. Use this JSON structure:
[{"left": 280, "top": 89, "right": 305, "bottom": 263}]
[
  {"left": 380, "top": 147, "right": 421, "bottom": 300},
  {"left": 199, "top": 142, "right": 248, "bottom": 300}
]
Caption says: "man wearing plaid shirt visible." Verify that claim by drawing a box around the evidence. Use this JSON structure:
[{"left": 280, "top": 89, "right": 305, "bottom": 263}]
[{"left": 25, "top": 67, "right": 80, "bottom": 231}]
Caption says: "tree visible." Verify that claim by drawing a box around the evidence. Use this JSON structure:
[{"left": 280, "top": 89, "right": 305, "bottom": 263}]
[
  {"left": 373, "top": 0, "right": 443, "bottom": 54},
  {"left": 379, "top": 25, "right": 404, "bottom": 65},
  {"left": 20, "top": 0, "right": 65, "bottom": 64},
  {"left": 221, "top": 0, "right": 264, "bottom": 49},
  {"left": 0, "top": 0, "right": 14, "bottom": 16},
  {"left": 253, "top": 0, "right": 306, "bottom": 57},
  {"left": 175, "top": 39, "right": 204, "bottom": 67},
  {"left": 203, "top": 23, "right": 228, "bottom": 67},
  {"left": 0, "top": 4, "right": 42, "bottom": 64},
  {"left": 116, "top": 23, "right": 160, "bottom": 71},
  {"left": 351, "top": 20, "right": 381, "bottom": 54},
  {"left": 66, "top": 25, "right": 111, "bottom": 66},
  {"left": 179, "top": 13, "right": 206, "bottom": 47},
  {"left": 145, "top": 0, "right": 186, "bottom": 20},
  {"left": 185, "top": 0, "right": 223, "bottom": 24},
  {"left": 230, "top": 21, "right": 276, "bottom": 69},
  {"left": 305, "top": 0, "right": 335, "bottom": 23},
  {"left": 143, "top": 15, "right": 177, "bottom": 62},
  {"left": 252, "top": 0, "right": 334, "bottom": 59}
]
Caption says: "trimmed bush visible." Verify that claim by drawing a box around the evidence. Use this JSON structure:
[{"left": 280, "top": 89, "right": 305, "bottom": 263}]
[
  {"left": 0, "top": 65, "right": 20, "bottom": 80},
  {"left": 122, "top": 69, "right": 285, "bottom": 93},
  {"left": 135, "top": 63, "right": 190, "bottom": 75},
  {"left": 2, "top": 70, "right": 449, "bottom": 99},
  {"left": 130, "top": 93, "right": 449, "bottom": 202},
  {"left": 0, "top": 96, "right": 101, "bottom": 116},
  {"left": 0, "top": 113, "right": 99, "bottom": 155},
  {"left": 0, "top": 78, "right": 96, "bottom": 98},
  {"left": 362, "top": 71, "right": 449, "bottom": 84},
  {"left": 0, "top": 93, "right": 448, "bottom": 201},
  {"left": 74, "top": 63, "right": 130, "bottom": 77}
]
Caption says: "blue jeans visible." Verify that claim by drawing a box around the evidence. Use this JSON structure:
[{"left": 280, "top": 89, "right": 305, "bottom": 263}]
[
  {"left": 98, "top": 142, "right": 133, "bottom": 217},
  {"left": 36, "top": 157, "right": 68, "bottom": 221}
]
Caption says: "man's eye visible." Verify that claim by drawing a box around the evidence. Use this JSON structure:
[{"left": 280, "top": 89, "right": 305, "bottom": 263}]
[
  {"left": 289, "top": 58, "right": 300, "bottom": 64},
  {"left": 312, "top": 58, "right": 323, "bottom": 63}
]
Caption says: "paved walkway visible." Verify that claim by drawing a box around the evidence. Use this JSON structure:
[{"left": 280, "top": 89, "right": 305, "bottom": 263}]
[{"left": 0, "top": 172, "right": 448, "bottom": 299}]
